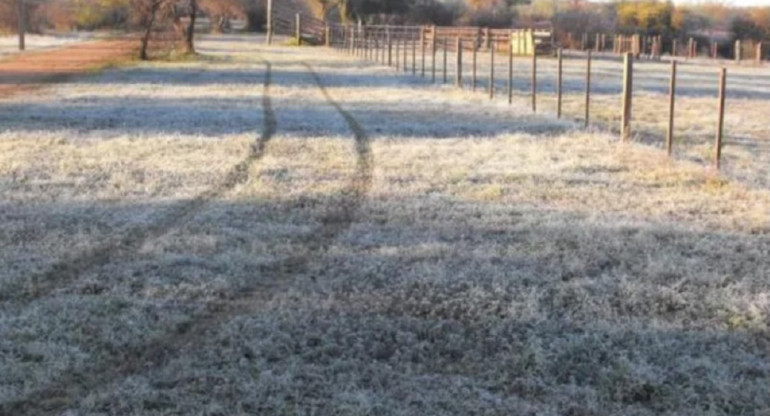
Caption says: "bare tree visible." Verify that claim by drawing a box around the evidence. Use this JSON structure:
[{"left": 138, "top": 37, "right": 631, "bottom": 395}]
[
  {"left": 131, "top": 0, "right": 168, "bottom": 60},
  {"left": 200, "top": 0, "right": 245, "bottom": 33},
  {"left": 173, "top": 0, "right": 198, "bottom": 54}
]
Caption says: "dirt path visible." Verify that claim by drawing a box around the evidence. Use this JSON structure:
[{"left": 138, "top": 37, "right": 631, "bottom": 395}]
[
  {"left": 0, "top": 38, "right": 137, "bottom": 99},
  {"left": 0, "top": 61, "right": 374, "bottom": 416}
]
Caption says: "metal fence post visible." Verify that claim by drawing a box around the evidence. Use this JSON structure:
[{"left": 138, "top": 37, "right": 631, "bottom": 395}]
[
  {"left": 508, "top": 33, "right": 513, "bottom": 104},
  {"left": 715, "top": 68, "right": 727, "bottom": 169},
  {"left": 667, "top": 60, "right": 677, "bottom": 156},
  {"left": 585, "top": 50, "right": 591, "bottom": 127},
  {"left": 456, "top": 37, "right": 463, "bottom": 87},
  {"left": 620, "top": 52, "right": 633, "bottom": 142},
  {"left": 557, "top": 48, "right": 563, "bottom": 118},
  {"left": 531, "top": 51, "right": 537, "bottom": 112},
  {"left": 489, "top": 39, "right": 495, "bottom": 99}
]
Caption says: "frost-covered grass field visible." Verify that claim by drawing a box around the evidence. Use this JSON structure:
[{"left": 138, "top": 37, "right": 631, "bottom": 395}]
[
  {"left": 1, "top": 34, "right": 769, "bottom": 415},
  {"left": 392, "top": 45, "right": 770, "bottom": 187},
  {"left": 0, "top": 33, "right": 93, "bottom": 58}
]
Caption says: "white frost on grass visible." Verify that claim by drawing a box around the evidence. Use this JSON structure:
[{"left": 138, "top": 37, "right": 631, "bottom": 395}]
[
  {"left": 0, "top": 33, "right": 94, "bottom": 58},
  {"left": 0, "top": 34, "right": 769, "bottom": 415},
  {"left": 398, "top": 46, "right": 770, "bottom": 187}
]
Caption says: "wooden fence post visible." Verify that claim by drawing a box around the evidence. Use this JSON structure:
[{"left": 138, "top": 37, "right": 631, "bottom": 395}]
[
  {"left": 735, "top": 40, "right": 742, "bottom": 63},
  {"left": 374, "top": 34, "right": 379, "bottom": 61},
  {"left": 325, "top": 25, "right": 331, "bottom": 47},
  {"left": 621, "top": 52, "right": 633, "bottom": 141},
  {"left": 715, "top": 68, "right": 727, "bottom": 169},
  {"left": 473, "top": 32, "right": 479, "bottom": 91},
  {"left": 484, "top": 27, "right": 491, "bottom": 50},
  {"left": 557, "top": 47, "right": 563, "bottom": 118},
  {"left": 489, "top": 39, "right": 495, "bottom": 99},
  {"left": 370, "top": 31, "right": 375, "bottom": 60},
  {"left": 585, "top": 50, "right": 591, "bottom": 128},
  {"left": 667, "top": 60, "right": 677, "bottom": 156},
  {"left": 295, "top": 13, "right": 302, "bottom": 46},
  {"left": 385, "top": 29, "right": 393, "bottom": 66},
  {"left": 431, "top": 27, "right": 437, "bottom": 82},
  {"left": 531, "top": 51, "right": 537, "bottom": 112},
  {"left": 369, "top": 33, "right": 374, "bottom": 60},
  {"left": 456, "top": 37, "right": 463, "bottom": 87},
  {"left": 421, "top": 28, "right": 426, "bottom": 77},
  {"left": 381, "top": 32, "right": 386, "bottom": 63},
  {"left": 757, "top": 42, "right": 763, "bottom": 65},
  {"left": 443, "top": 37, "right": 448, "bottom": 83},
  {"left": 370, "top": 32, "right": 374, "bottom": 60},
  {"left": 395, "top": 36, "right": 400, "bottom": 69},
  {"left": 403, "top": 37, "right": 408, "bottom": 71},
  {"left": 412, "top": 36, "right": 417, "bottom": 75},
  {"left": 508, "top": 33, "right": 514, "bottom": 104},
  {"left": 634, "top": 34, "right": 641, "bottom": 58}
]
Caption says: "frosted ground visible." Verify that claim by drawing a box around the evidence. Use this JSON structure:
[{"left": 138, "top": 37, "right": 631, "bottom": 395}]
[
  {"left": 0, "top": 33, "right": 94, "bottom": 58},
  {"left": 1, "top": 34, "right": 769, "bottom": 415},
  {"left": 395, "top": 43, "right": 770, "bottom": 187}
]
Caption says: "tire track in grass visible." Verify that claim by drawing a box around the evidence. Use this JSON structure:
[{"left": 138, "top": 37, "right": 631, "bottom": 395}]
[
  {"left": 0, "top": 61, "right": 277, "bottom": 305},
  {"left": 1, "top": 62, "right": 373, "bottom": 416}
]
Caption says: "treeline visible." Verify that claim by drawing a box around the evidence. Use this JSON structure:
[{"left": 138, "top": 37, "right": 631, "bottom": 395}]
[
  {"left": 552, "top": 0, "right": 770, "bottom": 43},
  {"left": 312, "top": 0, "right": 770, "bottom": 43},
  {"left": 4, "top": 0, "right": 769, "bottom": 57},
  {"left": 0, "top": 0, "right": 267, "bottom": 34},
  {"left": 1, "top": 0, "right": 268, "bottom": 59},
  {"left": 308, "top": 0, "right": 523, "bottom": 27}
]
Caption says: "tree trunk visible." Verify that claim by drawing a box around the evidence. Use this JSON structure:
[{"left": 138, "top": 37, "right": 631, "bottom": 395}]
[
  {"left": 17, "top": 0, "right": 25, "bottom": 51},
  {"left": 184, "top": 0, "right": 197, "bottom": 54},
  {"left": 140, "top": 1, "right": 161, "bottom": 60}
]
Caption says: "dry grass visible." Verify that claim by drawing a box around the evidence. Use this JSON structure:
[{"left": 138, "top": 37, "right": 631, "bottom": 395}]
[
  {"left": 425, "top": 47, "right": 770, "bottom": 188},
  {"left": 1, "top": 35, "right": 769, "bottom": 415}
]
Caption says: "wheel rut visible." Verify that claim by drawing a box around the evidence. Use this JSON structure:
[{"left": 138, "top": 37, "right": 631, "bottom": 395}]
[
  {"left": 0, "top": 61, "right": 276, "bottom": 305},
  {"left": 1, "top": 62, "right": 373, "bottom": 416}
]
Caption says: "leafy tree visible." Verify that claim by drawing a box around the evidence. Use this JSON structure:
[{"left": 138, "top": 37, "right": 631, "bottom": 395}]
[
  {"left": 731, "top": 7, "right": 770, "bottom": 41},
  {"left": 616, "top": 0, "right": 673, "bottom": 35},
  {"left": 461, "top": 0, "right": 519, "bottom": 27}
]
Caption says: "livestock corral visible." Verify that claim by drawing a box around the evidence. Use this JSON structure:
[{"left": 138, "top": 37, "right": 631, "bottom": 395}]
[{"left": 1, "top": 34, "right": 769, "bottom": 415}]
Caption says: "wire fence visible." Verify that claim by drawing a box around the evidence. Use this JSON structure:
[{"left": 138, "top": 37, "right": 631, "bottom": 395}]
[{"left": 266, "top": 7, "right": 770, "bottom": 183}]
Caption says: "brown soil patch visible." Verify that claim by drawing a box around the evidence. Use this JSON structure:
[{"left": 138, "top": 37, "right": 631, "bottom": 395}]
[{"left": 0, "top": 38, "right": 138, "bottom": 98}]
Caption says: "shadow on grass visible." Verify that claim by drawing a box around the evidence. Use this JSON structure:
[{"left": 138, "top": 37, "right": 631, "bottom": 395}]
[{"left": 1, "top": 194, "right": 769, "bottom": 415}]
